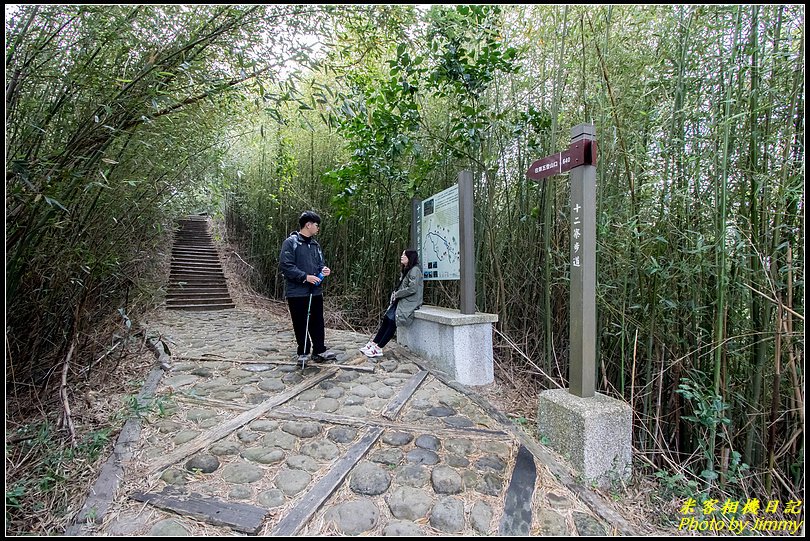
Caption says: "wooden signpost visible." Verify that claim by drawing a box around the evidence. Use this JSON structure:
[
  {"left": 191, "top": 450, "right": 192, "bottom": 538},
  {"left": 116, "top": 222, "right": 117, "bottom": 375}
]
[{"left": 527, "top": 124, "right": 597, "bottom": 398}]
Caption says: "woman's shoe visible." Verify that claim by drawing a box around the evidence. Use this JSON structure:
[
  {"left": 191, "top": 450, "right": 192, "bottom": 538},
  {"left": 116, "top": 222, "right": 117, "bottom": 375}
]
[
  {"left": 359, "top": 341, "right": 374, "bottom": 355},
  {"left": 365, "top": 344, "right": 383, "bottom": 358}
]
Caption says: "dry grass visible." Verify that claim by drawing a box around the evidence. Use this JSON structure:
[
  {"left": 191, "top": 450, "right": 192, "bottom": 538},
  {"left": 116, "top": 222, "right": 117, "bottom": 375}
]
[
  {"left": 5, "top": 220, "right": 173, "bottom": 536},
  {"left": 213, "top": 217, "right": 289, "bottom": 318},
  {"left": 5, "top": 338, "right": 161, "bottom": 535}
]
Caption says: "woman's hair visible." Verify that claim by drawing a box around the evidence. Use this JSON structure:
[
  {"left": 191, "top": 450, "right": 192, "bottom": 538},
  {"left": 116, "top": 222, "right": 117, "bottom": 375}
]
[{"left": 401, "top": 249, "right": 420, "bottom": 274}]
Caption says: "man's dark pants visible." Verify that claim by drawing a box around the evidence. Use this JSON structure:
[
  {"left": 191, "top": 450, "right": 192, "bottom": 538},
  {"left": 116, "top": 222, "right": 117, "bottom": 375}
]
[{"left": 287, "top": 294, "right": 325, "bottom": 355}]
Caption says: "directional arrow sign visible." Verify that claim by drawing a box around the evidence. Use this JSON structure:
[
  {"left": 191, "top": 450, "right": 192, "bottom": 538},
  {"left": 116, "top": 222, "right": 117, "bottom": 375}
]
[{"left": 526, "top": 139, "right": 597, "bottom": 181}]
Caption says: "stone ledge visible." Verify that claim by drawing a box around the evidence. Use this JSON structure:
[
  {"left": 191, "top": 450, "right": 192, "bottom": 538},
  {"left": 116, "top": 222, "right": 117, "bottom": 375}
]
[
  {"left": 398, "top": 305, "right": 497, "bottom": 386},
  {"left": 413, "top": 305, "right": 498, "bottom": 326}
]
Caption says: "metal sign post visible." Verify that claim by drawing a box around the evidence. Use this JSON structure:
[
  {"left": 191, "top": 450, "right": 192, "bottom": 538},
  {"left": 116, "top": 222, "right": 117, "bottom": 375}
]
[
  {"left": 458, "top": 171, "right": 475, "bottom": 314},
  {"left": 527, "top": 124, "right": 597, "bottom": 398}
]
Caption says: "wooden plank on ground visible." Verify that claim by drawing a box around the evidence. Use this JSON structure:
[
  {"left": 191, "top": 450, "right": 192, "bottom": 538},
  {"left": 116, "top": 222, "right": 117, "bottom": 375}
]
[
  {"left": 272, "top": 426, "right": 384, "bottom": 536},
  {"left": 498, "top": 444, "right": 537, "bottom": 535},
  {"left": 381, "top": 370, "right": 428, "bottom": 420},
  {"left": 131, "top": 488, "right": 268, "bottom": 534},
  {"left": 511, "top": 429, "right": 642, "bottom": 536},
  {"left": 147, "top": 368, "right": 337, "bottom": 477},
  {"left": 173, "top": 394, "right": 249, "bottom": 411}
]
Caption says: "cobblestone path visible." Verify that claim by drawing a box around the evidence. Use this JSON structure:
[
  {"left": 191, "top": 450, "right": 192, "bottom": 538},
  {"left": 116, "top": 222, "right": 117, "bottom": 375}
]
[{"left": 71, "top": 307, "right": 631, "bottom": 536}]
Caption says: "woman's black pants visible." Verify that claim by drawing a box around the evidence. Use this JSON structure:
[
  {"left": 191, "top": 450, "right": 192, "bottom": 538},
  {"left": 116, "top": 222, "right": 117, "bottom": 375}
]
[{"left": 373, "top": 316, "right": 397, "bottom": 347}]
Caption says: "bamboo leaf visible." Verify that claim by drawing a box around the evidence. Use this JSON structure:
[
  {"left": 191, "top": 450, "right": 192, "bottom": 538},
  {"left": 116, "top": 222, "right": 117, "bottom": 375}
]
[{"left": 43, "top": 196, "right": 69, "bottom": 213}]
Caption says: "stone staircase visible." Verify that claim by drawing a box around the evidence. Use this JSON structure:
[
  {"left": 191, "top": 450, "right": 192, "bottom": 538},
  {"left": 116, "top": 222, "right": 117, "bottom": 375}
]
[{"left": 166, "top": 216, "right": 235, "bottom": 311}]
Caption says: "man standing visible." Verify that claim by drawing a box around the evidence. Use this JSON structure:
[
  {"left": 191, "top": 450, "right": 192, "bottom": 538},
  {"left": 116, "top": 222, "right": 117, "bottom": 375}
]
[{"left": 279, "top": 210, "right": 338, "bottom": 365}]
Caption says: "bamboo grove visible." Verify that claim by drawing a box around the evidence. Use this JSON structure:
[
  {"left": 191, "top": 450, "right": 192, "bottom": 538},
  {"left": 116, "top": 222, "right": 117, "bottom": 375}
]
[{"left": 6, "top": 4, "right": 804, "bottom": 514}]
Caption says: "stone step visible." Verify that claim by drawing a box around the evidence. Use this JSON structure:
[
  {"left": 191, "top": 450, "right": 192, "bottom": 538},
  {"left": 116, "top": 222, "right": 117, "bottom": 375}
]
[
  {"left": 170, "top": 275, "right": 226, "bottom": 282},
  {"left": 166, "top": 302, "right": 235, "bottom": 311},
  {"left": 166, "top": 296, "right": 234, "bottom": 306},
  {"left": 171, "top": 255, "right": 220, "bottom": 261},
  {"left": 167, "top": 282, "right": 227, "bottom": 289},
  {"left": 169, "top": 277, "right": 227, "bottom": 284},
  {"left": 170, "top": 264, "right": 223, "bottom": 272},
  {"left": 169, "top": 271, "right": 225, "bottom": 278},
  {"left": 168, "top": 283, "right": 227, "bottom": 290},
  {"left": 172, "top": 243, "right": 216, "bottom": 249},
  {"left": 166, "top": 288, "right": 231, "bottom": 297},
  {"left": 169, "top": 276, "right": 227, "bottom": 283},
  {"left": 170, "top": 269, "right": 223, "bottom": 276},
  {"left": 169, "top": 273, "right": 226, "bottom": 285},
  {"left": 172, "top": 244, "right": 218, "bottom": 255},
  {"left": 171, "top": 255, "right": 219, "bottom": 261},
  {"left": 171, "top": 259, "right": 220, "bottom": 265},
  {"left": 169, "top": 268, "right": 225, "bottom": 274},
  {"left": 165, "top": 291, "right": 232, "bottom": 299},
  {"left": 170, "top": 276, "right": 226, "bottom": 283},
  {"left": 170, "top": 264, "right": 222, "bottom": 270},
  {"left": 167, "top": 283, "right": 229, "bottom": 289},
  {"left": 171, "top": 254, "right": 217, "bottom": 259}
]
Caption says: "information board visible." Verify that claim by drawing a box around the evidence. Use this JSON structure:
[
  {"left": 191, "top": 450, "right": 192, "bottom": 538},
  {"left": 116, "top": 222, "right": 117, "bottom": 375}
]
[{"left": 419, "top": 185, "right": 460, "bottom": 281}]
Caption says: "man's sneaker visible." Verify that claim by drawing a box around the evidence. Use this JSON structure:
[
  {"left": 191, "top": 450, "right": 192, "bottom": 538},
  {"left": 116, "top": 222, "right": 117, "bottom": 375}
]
[
  {"left": 359, "top": 341, "right": 374, "bottom": 355},
  {"left": 312, "top": 351, "right": 337, "bottom": 363},
  {"left": 364, "top": 344, "right": 383, "bottom": 358},
  {"left": 297, "top": 354, "right": 310, "bottom": 368}
]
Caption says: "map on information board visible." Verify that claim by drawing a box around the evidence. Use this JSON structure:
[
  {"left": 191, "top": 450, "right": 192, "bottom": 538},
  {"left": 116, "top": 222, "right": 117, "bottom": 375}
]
[{"left": 420, "top": 184, "right": 460, "bottom": 280}]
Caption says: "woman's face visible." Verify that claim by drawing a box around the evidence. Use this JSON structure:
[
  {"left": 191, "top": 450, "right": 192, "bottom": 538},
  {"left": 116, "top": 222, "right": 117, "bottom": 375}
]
[{"left": 401, "top": 251, "right": 408, "bottom": 265}]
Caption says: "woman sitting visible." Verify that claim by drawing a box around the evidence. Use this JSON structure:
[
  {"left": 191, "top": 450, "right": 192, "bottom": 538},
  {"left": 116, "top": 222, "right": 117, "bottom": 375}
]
[{"left": 360, "top": 249, "right": 424, "bottom": 358}]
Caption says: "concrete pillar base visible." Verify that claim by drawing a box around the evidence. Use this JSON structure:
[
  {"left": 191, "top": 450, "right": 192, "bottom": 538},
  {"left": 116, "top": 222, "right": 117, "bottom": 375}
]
[{"left": 537, "top": 388, "right": 632, "bottom": 486}]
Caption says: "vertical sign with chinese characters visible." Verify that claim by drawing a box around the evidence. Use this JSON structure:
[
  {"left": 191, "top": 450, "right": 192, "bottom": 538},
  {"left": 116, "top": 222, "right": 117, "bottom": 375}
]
[
  {"left": 527, "top": 124, "right": 597, "bottom": 398},
  {"left": 568, "top": 124, "right": 596, "bottom": 398},
  {"left": 412, "top": 197, "right": 422, "bottom": 259},
  {"left": 572, "top": 202, "right": 581, "bottom": 269}
]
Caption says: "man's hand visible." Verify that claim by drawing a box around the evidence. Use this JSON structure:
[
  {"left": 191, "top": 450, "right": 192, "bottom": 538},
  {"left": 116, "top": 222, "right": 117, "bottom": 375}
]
[
  {"left": 321, "top": 266, "right": 331, "bottom": 277},
  {"left": 305, "top": 275, "right": 321, "bottom": 284}
]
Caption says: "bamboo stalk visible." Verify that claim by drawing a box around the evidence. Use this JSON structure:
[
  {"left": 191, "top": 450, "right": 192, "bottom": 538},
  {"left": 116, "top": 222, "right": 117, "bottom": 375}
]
[{"left": 59, "top": 339, "right": 77, "bottom": 447}]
